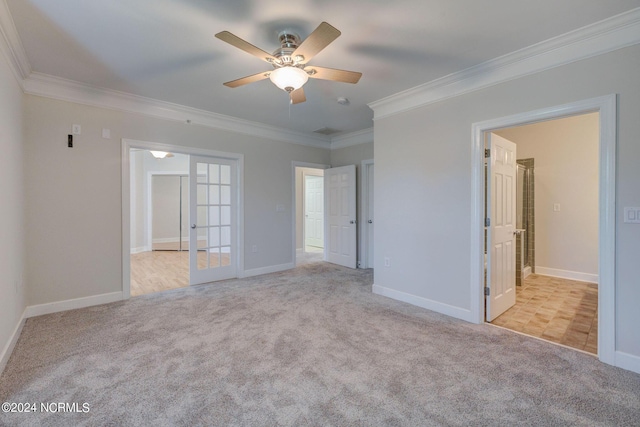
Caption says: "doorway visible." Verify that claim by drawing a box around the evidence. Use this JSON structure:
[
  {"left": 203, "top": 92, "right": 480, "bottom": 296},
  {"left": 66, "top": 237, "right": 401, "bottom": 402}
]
[
  {"left": 123, "top": 140, "right": 245, "bottom": 299},
  {"left": 485, "top": 113, "right": 599, "bottom": 354},
  {"left": 294, "top": 165, "right": 326, "bottom": 265},
  {"left": 130, "top": 150, "right": 191, "bottom": 296},
  {"left": 471, "top": 94, "right": 617, "bottom": 365}
]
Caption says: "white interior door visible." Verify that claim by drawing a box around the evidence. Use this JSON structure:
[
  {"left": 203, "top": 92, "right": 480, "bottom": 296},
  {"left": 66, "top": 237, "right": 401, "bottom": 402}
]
[
  {"left": 487, "top": 133, "right": 517, "bottom": 321},
  {"left": 189, "top": 156, "right": 237, "bottom": 285},
  {"left": 325, "top": 165, "right": 357, "bottom": 268},
  {"left": 305, "top": 175, "right": 324, "bottom": 248}
]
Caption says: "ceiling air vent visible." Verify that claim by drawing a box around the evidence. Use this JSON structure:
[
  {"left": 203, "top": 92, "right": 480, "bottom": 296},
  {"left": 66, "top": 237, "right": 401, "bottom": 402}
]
[{"left": 313, "top": 127, "right": 341, "bottom": 136}]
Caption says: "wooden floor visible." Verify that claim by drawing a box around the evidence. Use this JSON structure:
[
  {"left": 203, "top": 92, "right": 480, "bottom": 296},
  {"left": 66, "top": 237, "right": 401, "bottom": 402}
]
[
  {"left": 130, "top": 251, "right": 189, "bottom": 296},
  {"left": 132, "top": 246, "right": 324, "bottom": 297},
  {"left": 492, "top": 274, "right": 598, "bottom": 354}
]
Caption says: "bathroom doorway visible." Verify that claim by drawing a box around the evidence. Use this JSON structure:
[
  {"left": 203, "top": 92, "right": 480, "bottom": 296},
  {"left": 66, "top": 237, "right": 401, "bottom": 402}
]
[{"left": 486, "top": 112, "right": 599, "bottom": 354}]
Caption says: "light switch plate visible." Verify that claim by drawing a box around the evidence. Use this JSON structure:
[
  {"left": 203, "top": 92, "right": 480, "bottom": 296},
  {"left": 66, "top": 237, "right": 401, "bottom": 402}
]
[
  {"left": 72, "top": 124, "right": 81, "bottom": 134},
  {"left": 623, "top": 207, "right": 640, "bottom": 223}
]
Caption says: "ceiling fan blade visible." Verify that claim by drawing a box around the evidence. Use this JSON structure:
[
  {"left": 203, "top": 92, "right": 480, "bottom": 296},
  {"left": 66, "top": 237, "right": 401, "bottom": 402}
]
[
  {"left": 292, "top": 22, "right": 341, "bottom": 64},
  {"left": 290, "top": 87, "right": 306, "bottom": 104},
  {"left": 215, "top": 31, "right": 276, "bottom": 63},
  {"left": 305, "top": 66, "right": 362, "bottom": 84},
  {"left": 223, "top": 71, "right": 271, "bottom": 88}
]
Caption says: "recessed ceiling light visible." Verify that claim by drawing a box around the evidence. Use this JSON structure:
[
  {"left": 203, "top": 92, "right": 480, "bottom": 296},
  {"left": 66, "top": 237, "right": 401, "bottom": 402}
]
[{"left": 337, "top": 97, "right": 350, "bottom": 106}]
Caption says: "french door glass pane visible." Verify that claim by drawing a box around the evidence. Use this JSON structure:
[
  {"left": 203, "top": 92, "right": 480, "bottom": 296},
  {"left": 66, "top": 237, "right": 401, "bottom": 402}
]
[
  {"left": 193, "top": 159, "right": 234, "bottom": 275},
  {"left": 209, "top": 164, "right": 220, "bottom": 184},
  {"left": 221, "top": 165, "right": 231, "bottom": 184}
]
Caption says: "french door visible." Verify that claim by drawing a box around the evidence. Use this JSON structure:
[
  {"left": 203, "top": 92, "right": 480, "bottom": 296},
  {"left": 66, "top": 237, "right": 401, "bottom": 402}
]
[{"left": 189, "top": 155, "right": 238, "bottom": 285}]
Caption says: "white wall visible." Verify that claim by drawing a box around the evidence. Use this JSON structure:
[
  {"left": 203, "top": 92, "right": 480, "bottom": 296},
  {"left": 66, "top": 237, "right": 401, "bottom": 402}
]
[
  {"left": 496, "top": 113, "right": 599, "bottom": 280},
  {"left": 24, "top": 95, "right": 330, "bottom": 306},
  {"left": 373, "top": 45, "right": 640, "bottom": 359},
  {"left": 0, "top": 47, "right": 26, "bottom": 371},
  {"left": 331, "top": 142, "right": 374, "bottom": 168},
  {"left": 130, "top": 151, "right": 189, "bottom": 252}
]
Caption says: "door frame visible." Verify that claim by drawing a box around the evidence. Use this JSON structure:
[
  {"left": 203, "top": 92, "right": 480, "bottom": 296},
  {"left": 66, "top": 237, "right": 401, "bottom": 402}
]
[
  {"left": 360, "top": 159, "right": 374, "bottom": 268},
  {"left": 122, "top": 138, "right": 244, "bottom": 299},
  {"left": 291, "top": 161, "right": 330, "bottom": 266},
  {"left": 470, "top": 94, "right": 616, "bottom": 365}
]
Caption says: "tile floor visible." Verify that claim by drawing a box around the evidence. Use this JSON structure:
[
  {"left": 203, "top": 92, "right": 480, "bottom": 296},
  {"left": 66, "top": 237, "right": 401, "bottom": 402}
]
[{"left": 492, "top": 274, "right": 598, "bottom": 354}]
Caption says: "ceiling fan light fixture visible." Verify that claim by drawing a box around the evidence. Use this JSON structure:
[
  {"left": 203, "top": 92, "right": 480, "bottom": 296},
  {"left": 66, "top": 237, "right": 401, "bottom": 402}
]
[{"left": 269, "top": 66, "right": 308, "bottom": 92}]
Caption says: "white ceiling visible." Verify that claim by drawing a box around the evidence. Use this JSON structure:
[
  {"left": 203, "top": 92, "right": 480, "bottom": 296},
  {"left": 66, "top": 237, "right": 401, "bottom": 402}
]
[{"left": 6, "top": 0, "right": 640, "bottom": 136}]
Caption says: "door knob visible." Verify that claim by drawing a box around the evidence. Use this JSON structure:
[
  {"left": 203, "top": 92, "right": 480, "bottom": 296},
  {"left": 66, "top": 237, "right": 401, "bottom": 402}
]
[
  {"left": 191, "top": 224, "right": 196, "bottom": 229},
  {"left": 350, "top": 220, "right": 356, "bottom": 224},
  {"left": 368, "top": 220, "right": 373, "bottom": 224}
]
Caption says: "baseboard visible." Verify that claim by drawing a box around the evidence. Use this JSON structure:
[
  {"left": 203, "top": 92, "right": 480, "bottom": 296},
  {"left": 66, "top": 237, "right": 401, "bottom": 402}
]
[
  {"left": 615, "top": 351, "right": 640, "bottom": 375},
  {"left": 0, "top": 309, "right": 27, "bottom": 375},
  {"left": 535, "top": 266, "right": 598, "bottom": 283},
  {"left": 152, "top": 237, "right": 189, "bottom": 244},
  {"left": 130, "top": 246, "right": 149, "bottom": 254},
  {"left": 25, "top": 292, "right": 124, "bottom": 318},
  {"left": 372, "top": 284, "right": 474, "bottom": 322},
  {"left": 241, "top": 262, "right": 295, "bottom": 278}
]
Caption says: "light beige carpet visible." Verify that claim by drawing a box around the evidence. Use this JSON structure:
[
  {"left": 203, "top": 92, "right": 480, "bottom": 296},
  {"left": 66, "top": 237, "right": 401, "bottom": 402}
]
[{"left": 1, "top": 261, "right": 638, "bottom": 426}]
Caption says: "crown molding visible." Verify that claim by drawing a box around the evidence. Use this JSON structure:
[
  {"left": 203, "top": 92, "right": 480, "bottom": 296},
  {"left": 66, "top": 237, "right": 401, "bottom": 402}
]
[
  {"left": 369, "top": 7, "right": 640, "bottom": 120},
  {"left": 330, "top": 128, "right": 373, "bottom": 150},
  {"left": 22, "top": 72, "right": 332, "bottom": 148},
  {"left": 0, "top": 0, "right": 331, "bottom": 149},
  {"left": 0, "top": 0, "right": 31, "bottom": 86}
]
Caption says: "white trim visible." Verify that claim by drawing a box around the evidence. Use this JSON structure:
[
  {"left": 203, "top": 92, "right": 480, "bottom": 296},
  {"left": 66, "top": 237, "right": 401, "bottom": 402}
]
[
  {"left": 331, "top": 128, "right": 374, "bottom": 150},
  {"left": 122, "top": 142, "right": 132, "bottom": 299},
  {"left": 130, "top": 246, "right": 149, "bottom": 254},
  {"left": 151, "top": 237, "right": 190, "bottom": 244},
  {"left": 241, "top": 262, "right": 294, "bottom": 278},
  {"left": 291, "top": 161, "right": 330, "bottom": 267},
  {"left": 470, "top": 94, "right": 617, "bottom": 367},
  {"left": 360, "top": 159, "right": 374, "bottom": 269},
  {"left": 372, "top": 284, "right": 474, "bottom": 322},
  {"left": 122, "top": 139, "right": 245, "bottom": 299},
  {"left": 534, "top": 267, "right": 599, "bottom": 283},
  {"left": 0, "top": 309, "right": 26, "bottom": 375},
  {"left": 0, "top": 0, "right": 30, "bottom": 84},
  {"left": 25, "top": 292, "right": 123, "bottom": 318},
  {"left": 615, "top": 351, "right": 640, "bottom": 375},
  {"left": 369, "top": 8, "right": 640, "bottom": 121},
  {"left": 3, "top": 6, "right": 638, "bottom": 148},
  {"left": 23, "top": 72, "right": 331, "bottom": 149}
]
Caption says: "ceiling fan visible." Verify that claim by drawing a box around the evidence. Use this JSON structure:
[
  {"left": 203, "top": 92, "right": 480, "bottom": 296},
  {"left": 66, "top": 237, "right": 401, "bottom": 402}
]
[{"left": 215, "top": 22, "right": 362, "bottom": 104}]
